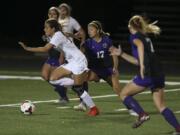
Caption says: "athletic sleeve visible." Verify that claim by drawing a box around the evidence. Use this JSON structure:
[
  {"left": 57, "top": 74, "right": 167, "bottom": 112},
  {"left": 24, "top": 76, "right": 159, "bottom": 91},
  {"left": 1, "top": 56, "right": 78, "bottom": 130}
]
[
  {"left": 104, "top": 36, "right": 113, "bottom": 48},
  {"left": 71, "top": 17, "right": 81, "bottom": 31},
  {"left": 50, "top": 32, "right": 64, "bottom": 48},
  {"left": 108, "top": 37, "right": 113, "bottom": 48}
]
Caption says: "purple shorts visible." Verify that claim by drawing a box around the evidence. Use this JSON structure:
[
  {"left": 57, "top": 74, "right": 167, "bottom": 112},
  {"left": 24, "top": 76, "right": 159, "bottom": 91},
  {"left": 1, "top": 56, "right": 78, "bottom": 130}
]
[
  {"left": 133, "top": 75, "right": 165, "bottom": 91},
  {"left": 90, "top": 67, "right": 113, "bottom": 79},
  {"left": 45, "top": 58, "right": 60, "bottom": 67}
]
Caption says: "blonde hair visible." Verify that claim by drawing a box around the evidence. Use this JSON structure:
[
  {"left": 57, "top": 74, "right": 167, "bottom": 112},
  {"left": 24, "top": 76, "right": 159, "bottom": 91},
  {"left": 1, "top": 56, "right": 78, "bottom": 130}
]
[
  {"left": 48, "top": 7, "right": 60, "bottom": 19},
  {"left": 88, "top": 21, "right": 110, "bottom": 37},
  {"left": 59, "top": 3, "right": 71, "bottom": 16},
  {"left": 129, "top": 15, "right": 161, "bottom": 35}
]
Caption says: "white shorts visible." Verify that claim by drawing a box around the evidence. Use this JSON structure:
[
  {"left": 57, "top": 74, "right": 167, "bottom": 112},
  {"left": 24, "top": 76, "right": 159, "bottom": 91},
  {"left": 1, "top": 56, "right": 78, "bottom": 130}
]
[{"left": 60, "top": 59, "right": 89, "bottom": 75}]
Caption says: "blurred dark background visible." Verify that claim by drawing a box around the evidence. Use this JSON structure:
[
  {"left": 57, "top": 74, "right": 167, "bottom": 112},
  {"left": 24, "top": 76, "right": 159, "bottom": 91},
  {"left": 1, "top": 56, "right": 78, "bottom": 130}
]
[{"left": 0, "top": 0, "right": 180, "bottom": 75}]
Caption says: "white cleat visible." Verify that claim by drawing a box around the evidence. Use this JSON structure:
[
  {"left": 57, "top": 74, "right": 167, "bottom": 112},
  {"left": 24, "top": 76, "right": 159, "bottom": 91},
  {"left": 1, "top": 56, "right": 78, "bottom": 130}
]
[
  {"left": 129, "top": 109, "right": 139, "bottom": 117},
  {"left": 73, "top": 103, "right": 87, "bottom": 112}
]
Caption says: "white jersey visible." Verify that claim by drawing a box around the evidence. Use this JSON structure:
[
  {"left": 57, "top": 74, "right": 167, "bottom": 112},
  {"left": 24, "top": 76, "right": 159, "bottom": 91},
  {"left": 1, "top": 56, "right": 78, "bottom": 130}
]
[
  {"left": 58, "top": 16, "right": 81, "bottom": 34},
  {"left": 50, "top": 31, "right": 85, "bottom": 63}
]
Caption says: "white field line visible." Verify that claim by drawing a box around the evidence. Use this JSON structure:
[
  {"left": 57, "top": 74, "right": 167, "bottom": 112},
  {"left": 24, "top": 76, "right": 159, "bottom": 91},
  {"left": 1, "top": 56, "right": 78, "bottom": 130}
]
[
  {"left": 56, "top": 106, "right": 71, "bottom": 109},
  {"left": 0, "top": 75, "right": 180, "bottom": 85},
  {"left": 0, "top": 88, "right": 180, "bottom": 108},
  {"left": 175, "top": 111, "right": 180, "bottom": 114}
]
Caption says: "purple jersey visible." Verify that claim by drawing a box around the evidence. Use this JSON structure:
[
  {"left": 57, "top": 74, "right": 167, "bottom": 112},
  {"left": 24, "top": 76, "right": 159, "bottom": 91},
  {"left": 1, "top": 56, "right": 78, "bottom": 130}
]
[
  {"left": 130, "top": 32, "right": 165, "bottom": 90},
  {"left": 130, "top": 32, "right": 164, "bottom": 77},
  {"left": 84, "top": 36, "right": 113, "bottom": 68}
]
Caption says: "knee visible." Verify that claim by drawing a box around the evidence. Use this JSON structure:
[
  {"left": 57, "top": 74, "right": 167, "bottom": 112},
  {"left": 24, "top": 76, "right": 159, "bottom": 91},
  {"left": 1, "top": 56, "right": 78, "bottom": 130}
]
[
  {"left": 41, "top": 72, "right": 49, "bottom": 81},
  {"left": 113, "top": 87, "right": 120, "bottom": 96},
  {"left": 120, "top": 91, "right": 128, "bottom": 101},
  {"left": 156, "top": 104, "right": 166, "bottom": 113},
  {"left": 49, "top": 74, "right": 58, "bottom": 81}
]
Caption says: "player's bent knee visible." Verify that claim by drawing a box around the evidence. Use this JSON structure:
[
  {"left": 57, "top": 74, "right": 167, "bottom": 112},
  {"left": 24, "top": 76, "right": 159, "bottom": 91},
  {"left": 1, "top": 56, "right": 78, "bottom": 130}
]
[
  {"left": 156, "top": 104, "right": 166, "bottom": 113},
  {"left": 49, "top": 76, "right": 58, "bottom": 81},
  {"left": 41, "top": 74, "right": 49, "bottom": 81},
  {"left": 120, "top": 91, "right": 128, "bottom": 100}
]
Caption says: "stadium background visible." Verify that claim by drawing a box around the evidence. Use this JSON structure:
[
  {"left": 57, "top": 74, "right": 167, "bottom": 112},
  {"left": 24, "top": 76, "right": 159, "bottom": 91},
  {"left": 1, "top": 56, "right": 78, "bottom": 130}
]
[
  {"left": 0, "top": 0, "right": 180, "bottom": 75},
  {"left": 0, "top": 1, "right": 180, "bottom": 135}
]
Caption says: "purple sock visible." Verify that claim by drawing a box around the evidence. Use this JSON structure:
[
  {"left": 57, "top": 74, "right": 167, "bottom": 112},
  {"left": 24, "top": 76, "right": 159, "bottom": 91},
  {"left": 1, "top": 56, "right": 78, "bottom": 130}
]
[
  {"left": 54, "top": 85, "right": 68, "bottom": 100},
  {"left": 161, "top": 108, "right": 180, "bottom": 131},
  {"left": 123, "top": 96, "right": 145, "bottom": 115}
]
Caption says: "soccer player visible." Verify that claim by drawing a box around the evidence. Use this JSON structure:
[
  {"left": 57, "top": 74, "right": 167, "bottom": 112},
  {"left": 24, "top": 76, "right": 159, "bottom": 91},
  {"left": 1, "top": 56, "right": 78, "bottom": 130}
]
[
  {"left": 19, "top": 19, "right": 99, "bottom": 116},
  {"left": 73, "top": 20, "right": 120, "bottom": 111},
  {"left": 58, "top": 3, "right": 85, "bottom": 45},
  {"left": 109, "top": 15, "right": 180, "bottom": 135},
  {"left": 58, "top": 3, "right": 89, "bottom": 102},
  {"left": 74, "top": 20, "right": 137, "bottom": 116},
  {"left": 42, "top": 7, "right": 69, "bottom": 104}
]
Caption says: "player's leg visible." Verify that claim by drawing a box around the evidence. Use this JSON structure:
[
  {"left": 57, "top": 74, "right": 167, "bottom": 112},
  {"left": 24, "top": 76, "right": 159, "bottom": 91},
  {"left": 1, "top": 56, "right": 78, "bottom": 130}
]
[
  {"left": 50, "top": 66, "right": 70, "bottom": 104},
  {"left": 120, "top": 81, "right": 150, "bottom": 128},
  {"left": 88, "top": 70, "right": 100, "bottom": 82},
  {"left": 41, "top": 63, "right": 51, "bottom": 81},
  {"left": 73, "top": 71, "right": 99, "bottom": 111},
  {"left": 73, "top": 72, "right": 99, "bottom": 116},
  {"left": 153, "top": 88, "right": 180, "bottom": 134},
  {"left": 42, "top": 62, "right": 69, "bottom": 104},
  {"left": 49, "top": 66, "right": 73, "bottom": 99},
  {"left": 105, "top": 71, "right": 138, "bottom": 116}
]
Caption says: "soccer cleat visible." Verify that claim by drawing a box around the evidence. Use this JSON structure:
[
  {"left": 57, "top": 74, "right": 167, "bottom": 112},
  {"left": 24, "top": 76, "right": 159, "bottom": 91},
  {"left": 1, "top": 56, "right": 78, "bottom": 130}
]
[
  {"left": 173, "top": 127, "right": 180, "bottom": 135},
  {"left": 73, "top": 103, "right": 87, "bottom": 112},
  {"left": 132, "top": 113, "right": 150, "bottom": 128},
  {"left": 55, "top": 98, "right": 69, "bottom": 105},
  {"left": 128, "top": 109, "right": 139, "bottom": 117},
  {"left": 88, "top": 106, "right": 100, "bottom": 116}
]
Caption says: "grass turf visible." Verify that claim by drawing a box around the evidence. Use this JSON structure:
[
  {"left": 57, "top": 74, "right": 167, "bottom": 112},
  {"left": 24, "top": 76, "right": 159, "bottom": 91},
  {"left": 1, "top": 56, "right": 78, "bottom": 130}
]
[{"left": 0, "top": 75, "right": 180, "bottom": 135}]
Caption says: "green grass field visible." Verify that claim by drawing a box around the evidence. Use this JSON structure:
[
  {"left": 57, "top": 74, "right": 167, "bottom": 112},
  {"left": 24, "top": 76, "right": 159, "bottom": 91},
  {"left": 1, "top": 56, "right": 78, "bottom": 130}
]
[{"left": 0, "top": 71, "right": 180, "bottom": 135}]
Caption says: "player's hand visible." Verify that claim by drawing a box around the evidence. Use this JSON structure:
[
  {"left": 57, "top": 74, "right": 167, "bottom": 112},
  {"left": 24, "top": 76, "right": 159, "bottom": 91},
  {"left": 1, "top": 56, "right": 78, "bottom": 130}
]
[
  {"left": 140, "top": 65, "right": 145, "bottom": 79},
  {"left": 113, "top": 67, "right": 119, "bottom": 74},
  {"left": 18, "top": 42, "right": 29, "bottom": 51},
  {"left": 109, "top": 45, "right": 122, "bottom": 56}
]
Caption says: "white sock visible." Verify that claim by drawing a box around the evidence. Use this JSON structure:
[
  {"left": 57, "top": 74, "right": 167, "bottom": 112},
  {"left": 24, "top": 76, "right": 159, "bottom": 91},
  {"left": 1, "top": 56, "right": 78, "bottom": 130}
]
[
  {"left": 80, "top": 91, "right": 95, "bottom": 108},
  {"left": 49, "top": 78, "right": 74, "bottom": 87}
]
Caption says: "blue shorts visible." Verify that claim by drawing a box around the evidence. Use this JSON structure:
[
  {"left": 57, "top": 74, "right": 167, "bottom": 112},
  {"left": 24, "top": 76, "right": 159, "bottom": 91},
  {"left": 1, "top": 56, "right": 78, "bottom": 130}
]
[
  {"left": 45, "top": 58, "right": 60, "bottom": 67},
  {"left": 90, "top": 67, "right": 113, "bottom": 79},
  {"left": 133, "top": 75, "right": 165, "bottom": 91}
]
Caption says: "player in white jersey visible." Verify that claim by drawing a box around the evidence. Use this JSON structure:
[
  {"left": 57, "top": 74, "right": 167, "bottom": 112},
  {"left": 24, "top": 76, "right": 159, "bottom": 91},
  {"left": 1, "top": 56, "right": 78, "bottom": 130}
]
[
  {"left": 19, "top": 19, "right": 99, "bottom": 116},
  {"left": 58, "top": 3, "right": 85, "bottom": 45},
  {"left": 58, "top": 3, "right": 89, "bottom": 104}
]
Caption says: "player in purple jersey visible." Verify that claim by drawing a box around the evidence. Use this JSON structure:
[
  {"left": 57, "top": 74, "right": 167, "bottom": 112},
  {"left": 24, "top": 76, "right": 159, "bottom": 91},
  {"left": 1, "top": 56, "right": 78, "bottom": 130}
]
[
  {"left": 85, "top": 21, "right": 120, "bottom": 92},
  {"left": 110, "top": 15, "right": 180, "bottom": 135},
  {"left": 74, "top": 21, "right": 137, "bottom": 116}
]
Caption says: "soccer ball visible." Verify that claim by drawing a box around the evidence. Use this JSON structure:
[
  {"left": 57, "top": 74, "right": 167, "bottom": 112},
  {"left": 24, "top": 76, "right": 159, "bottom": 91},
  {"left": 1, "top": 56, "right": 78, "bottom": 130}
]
[{"left": 20, "top": 100, "right": 35, "bottom": 115}]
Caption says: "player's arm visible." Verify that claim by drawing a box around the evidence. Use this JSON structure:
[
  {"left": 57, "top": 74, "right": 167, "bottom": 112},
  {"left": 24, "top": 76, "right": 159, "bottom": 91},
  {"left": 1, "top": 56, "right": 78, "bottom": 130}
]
[
  {"left": 74, "top": 28, "right": 86, "bottom": 45},
  {"left": 19, "top": 42, "right": 53, "bottom": 53},
  {"left": 112, "top": 54, "right": 119, "bottom": 73},
  {"left": 59, "top": 51, "right": 65, "bottom": 64},
  {"left": 64, "top": 32, "right": 81, "bottom": 41},
  {"left": 109, "top": 45, "right": 139, "bottom": 66},
  {"left": 133, "top": 39, "right": 145, "bottom": 78}
]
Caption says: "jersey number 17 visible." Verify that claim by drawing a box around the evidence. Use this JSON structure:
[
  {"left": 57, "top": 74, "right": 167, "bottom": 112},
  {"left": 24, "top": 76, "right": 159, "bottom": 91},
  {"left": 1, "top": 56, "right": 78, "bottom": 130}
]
[{"left": 97, "top": 51, "right": 104, "bottom": 58}]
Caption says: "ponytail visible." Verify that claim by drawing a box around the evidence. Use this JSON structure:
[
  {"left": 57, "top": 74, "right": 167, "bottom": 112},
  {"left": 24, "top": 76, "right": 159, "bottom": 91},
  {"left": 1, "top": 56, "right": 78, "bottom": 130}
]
[{"left": 129, "top": 15, "right": 161, "bottom": 35}]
